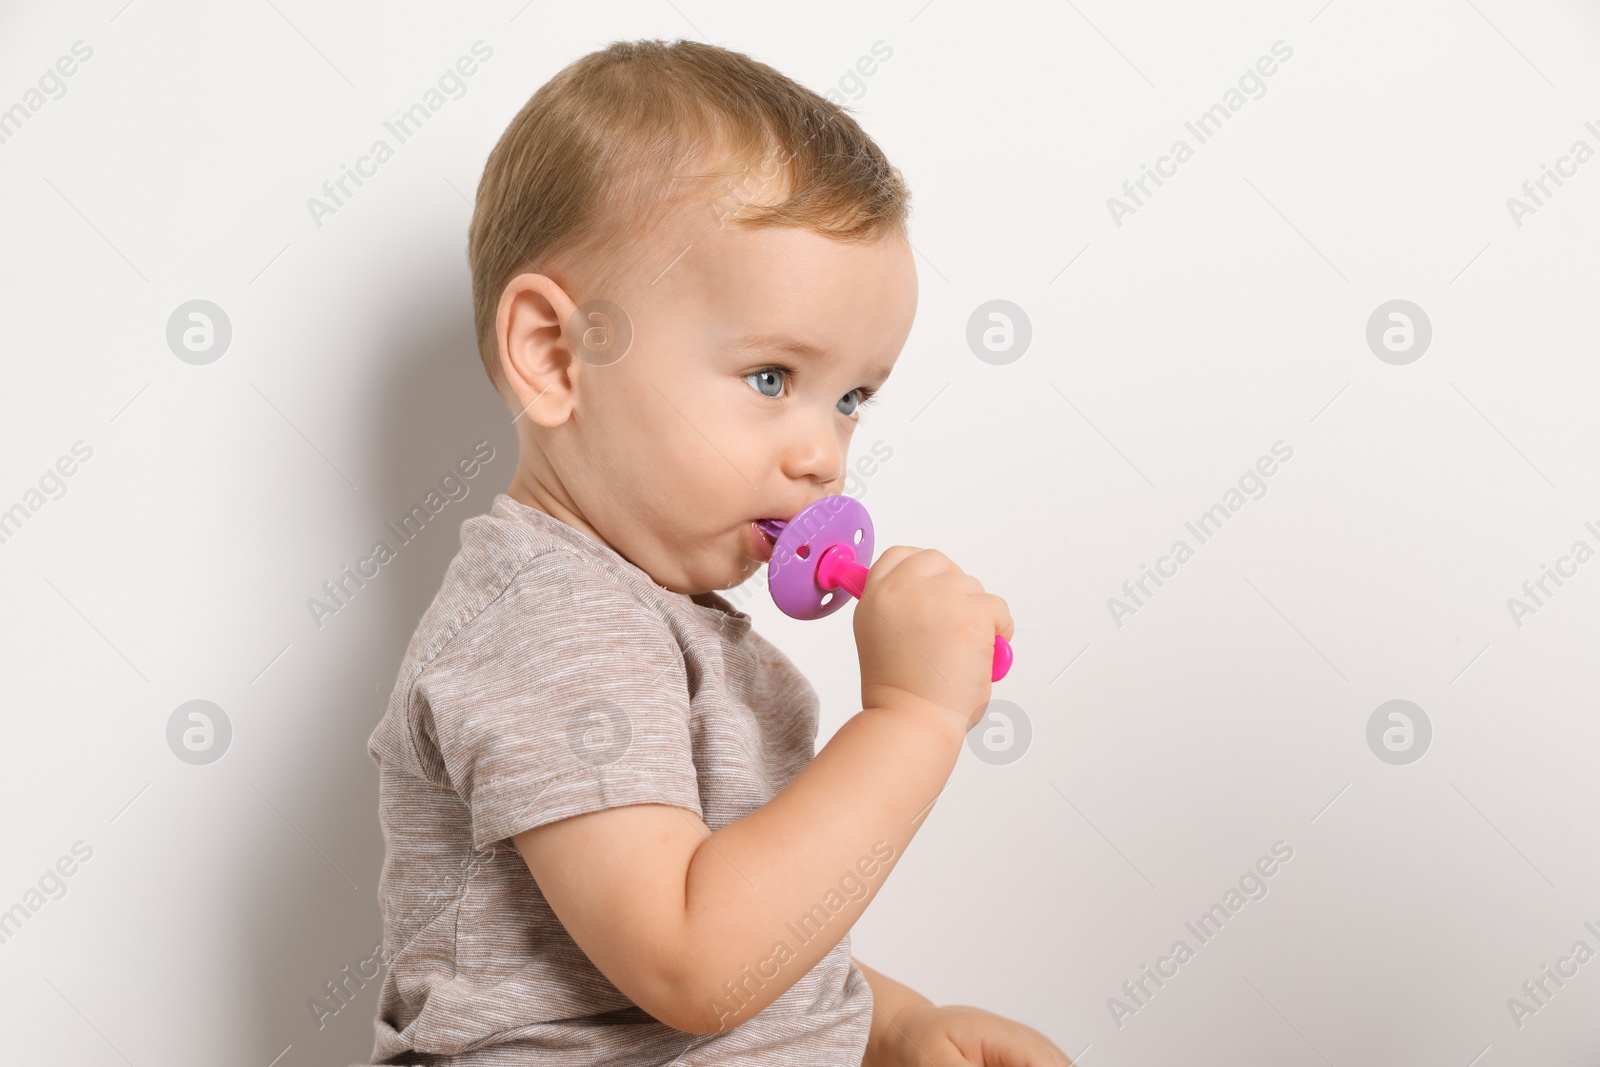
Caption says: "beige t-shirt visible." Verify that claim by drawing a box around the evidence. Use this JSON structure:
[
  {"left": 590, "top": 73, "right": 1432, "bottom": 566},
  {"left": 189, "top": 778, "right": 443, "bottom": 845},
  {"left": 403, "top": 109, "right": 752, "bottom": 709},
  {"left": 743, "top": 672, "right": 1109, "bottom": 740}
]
[{"left": 364, "top": 493, "right": 872, "bottom": 1065}]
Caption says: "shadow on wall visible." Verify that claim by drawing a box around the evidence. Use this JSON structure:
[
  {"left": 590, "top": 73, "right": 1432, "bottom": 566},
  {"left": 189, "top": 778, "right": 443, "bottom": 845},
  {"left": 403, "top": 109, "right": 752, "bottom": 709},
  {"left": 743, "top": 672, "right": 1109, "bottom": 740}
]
[{"left": 241, "top": 265, "right": 517, "bottom": 1067}]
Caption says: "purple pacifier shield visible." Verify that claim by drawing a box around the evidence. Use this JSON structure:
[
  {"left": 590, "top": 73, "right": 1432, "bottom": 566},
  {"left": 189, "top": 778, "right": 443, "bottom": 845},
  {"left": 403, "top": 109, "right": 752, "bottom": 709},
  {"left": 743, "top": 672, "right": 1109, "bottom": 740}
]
[{"left": 766, "top": 495, "right": 874, "bottom": 620}]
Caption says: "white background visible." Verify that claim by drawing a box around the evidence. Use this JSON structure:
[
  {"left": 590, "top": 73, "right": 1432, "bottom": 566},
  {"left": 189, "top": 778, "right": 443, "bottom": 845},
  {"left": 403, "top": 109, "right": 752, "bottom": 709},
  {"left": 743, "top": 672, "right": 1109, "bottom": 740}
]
[{"left": 2, "top": 1, "right": 1598, "bottom": 1065}]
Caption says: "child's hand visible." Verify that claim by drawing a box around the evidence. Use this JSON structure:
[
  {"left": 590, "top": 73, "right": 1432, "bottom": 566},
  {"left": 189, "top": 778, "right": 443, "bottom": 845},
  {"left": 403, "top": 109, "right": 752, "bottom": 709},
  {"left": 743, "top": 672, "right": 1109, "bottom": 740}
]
[
  {"left": 880, "top": 1004, "right": 1074, "bottom": 1067},
  {"left": 854, "top": 546, "right": 1014, "bottom": 734}
]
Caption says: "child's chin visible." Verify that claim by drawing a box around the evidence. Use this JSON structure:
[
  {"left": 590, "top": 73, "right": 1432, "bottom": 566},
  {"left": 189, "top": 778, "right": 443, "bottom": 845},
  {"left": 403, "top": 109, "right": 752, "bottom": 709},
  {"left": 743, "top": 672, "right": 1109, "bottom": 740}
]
[{"left": 721, "top": 556, "right": 765, "bottom": 594}]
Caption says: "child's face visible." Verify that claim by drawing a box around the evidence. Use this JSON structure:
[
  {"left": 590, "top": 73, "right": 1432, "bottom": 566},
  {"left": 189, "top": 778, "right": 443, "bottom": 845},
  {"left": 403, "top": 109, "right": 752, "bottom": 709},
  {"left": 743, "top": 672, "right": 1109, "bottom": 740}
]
[{"left": 508, "top": 210, "right": 918, "bottom": 597}]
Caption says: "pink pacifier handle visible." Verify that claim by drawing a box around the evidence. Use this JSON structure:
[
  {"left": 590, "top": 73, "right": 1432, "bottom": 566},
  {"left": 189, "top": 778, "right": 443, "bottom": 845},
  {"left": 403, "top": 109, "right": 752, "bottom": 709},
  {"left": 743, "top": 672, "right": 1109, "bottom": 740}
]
[{"left": 816, "top": 544, "right": 1014, "bottom": 682}]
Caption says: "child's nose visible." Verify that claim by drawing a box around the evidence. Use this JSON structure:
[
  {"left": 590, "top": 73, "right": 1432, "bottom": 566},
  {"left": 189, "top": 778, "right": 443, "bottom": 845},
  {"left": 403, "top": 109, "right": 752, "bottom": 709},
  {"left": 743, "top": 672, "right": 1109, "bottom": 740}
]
[{"left": 779, "top": 413, "right": 845, "bottom": 486}]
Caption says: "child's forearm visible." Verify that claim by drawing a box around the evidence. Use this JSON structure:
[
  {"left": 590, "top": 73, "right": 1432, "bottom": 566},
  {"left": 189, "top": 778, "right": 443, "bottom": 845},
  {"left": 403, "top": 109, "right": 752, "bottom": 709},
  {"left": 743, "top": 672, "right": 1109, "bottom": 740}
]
[
  {"left": 853, "top": 957, "right": 932, "bottom": 1018},
  {"left": 854, "top": 957, "right": 935, "bottom": 1064},
  {"left": 673, "top": 700, "right": 963, "bottom": 1032}
]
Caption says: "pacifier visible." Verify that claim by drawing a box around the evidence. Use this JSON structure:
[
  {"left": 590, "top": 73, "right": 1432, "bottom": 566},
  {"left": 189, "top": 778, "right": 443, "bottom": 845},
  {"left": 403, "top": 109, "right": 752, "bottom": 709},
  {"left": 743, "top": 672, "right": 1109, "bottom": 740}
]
[{"left": 758, "top": 495, "right": 1014, "bottom": 682}]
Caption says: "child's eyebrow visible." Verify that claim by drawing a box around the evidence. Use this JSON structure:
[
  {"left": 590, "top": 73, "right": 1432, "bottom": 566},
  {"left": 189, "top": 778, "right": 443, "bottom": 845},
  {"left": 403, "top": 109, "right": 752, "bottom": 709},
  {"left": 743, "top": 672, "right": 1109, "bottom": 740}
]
[{"left": 729, "top": 332, "right": 893, "bottom": 386}]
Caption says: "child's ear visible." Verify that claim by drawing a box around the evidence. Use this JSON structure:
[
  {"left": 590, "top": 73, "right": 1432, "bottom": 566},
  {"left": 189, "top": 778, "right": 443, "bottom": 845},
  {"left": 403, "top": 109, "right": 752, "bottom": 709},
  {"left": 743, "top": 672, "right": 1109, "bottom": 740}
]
[{"left": 497, "top": 272, "right": 578, "bottom": 427}]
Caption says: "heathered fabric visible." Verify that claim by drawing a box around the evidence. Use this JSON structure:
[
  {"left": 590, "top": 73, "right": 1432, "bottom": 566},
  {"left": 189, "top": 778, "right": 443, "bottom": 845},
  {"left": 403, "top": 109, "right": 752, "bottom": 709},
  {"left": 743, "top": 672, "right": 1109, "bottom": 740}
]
[{"left": 364, "top": 493, "right": 872, "bottom": 1065}]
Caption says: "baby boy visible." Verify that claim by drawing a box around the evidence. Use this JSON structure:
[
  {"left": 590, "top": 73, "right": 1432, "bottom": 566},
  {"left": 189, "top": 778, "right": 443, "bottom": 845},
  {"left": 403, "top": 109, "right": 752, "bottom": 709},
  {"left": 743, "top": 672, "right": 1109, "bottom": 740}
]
[{"left": 364, "top": 37, "right": 1062, "bottom": 1067}]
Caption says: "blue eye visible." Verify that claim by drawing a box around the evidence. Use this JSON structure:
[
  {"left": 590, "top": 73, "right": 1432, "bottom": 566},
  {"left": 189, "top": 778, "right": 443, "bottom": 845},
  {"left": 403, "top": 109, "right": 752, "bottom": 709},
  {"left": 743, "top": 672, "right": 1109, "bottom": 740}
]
[
  {"left": 742, "top": 365, "right": 878, "bottom": 418},
  {"left": 841, "top": 387, "right": 878, "bottom": 417},
  {"left": 744, "top": 368, "right": 786, "bottom": 398}
]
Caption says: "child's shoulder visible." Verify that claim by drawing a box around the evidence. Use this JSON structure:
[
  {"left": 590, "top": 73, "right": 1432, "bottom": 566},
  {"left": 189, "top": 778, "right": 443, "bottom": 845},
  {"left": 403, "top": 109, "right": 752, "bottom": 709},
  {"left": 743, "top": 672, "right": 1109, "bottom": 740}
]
[
  {"left": 405, "top": 493, "right": 683, "bottom": 674},
  {"left": 369, "top": 494, "right": 695, "bottom": 772}
]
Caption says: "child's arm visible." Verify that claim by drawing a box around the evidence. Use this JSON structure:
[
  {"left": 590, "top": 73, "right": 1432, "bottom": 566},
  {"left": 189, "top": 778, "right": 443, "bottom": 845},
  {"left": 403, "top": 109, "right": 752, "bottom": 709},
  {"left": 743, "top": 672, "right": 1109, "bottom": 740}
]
[
  {"left": 514, "top": 546, "right": 1011, "bottom": 1035},
  {"left": 515, "top": 698, "right": 963, "bottom": 1033},
  {"left": 855, "top": 958, "right": 1075, "bottom": 1067},
  {"left": 853, "top": 958, "right": 935, "bottom": 1064}
]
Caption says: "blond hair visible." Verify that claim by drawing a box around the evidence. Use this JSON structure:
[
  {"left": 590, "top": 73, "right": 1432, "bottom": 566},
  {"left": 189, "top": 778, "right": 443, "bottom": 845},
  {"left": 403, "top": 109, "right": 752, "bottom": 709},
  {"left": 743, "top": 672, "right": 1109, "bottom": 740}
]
[{"left": 467, "top": 38, "right": 912, "bottom": 394}]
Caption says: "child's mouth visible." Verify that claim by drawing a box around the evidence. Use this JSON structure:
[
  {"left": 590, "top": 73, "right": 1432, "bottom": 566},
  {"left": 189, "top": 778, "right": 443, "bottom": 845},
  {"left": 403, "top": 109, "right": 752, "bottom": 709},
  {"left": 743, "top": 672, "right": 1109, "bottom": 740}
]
[{"left": 751, "top": 518, "right": 784, "bottom": 562}]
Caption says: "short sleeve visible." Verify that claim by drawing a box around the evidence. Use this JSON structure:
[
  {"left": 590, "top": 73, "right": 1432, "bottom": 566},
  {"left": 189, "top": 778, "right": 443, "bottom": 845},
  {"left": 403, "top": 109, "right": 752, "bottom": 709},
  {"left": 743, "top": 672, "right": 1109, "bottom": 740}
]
[{"left": 415, "top": 551, "right": 703, "bottom": 849}]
